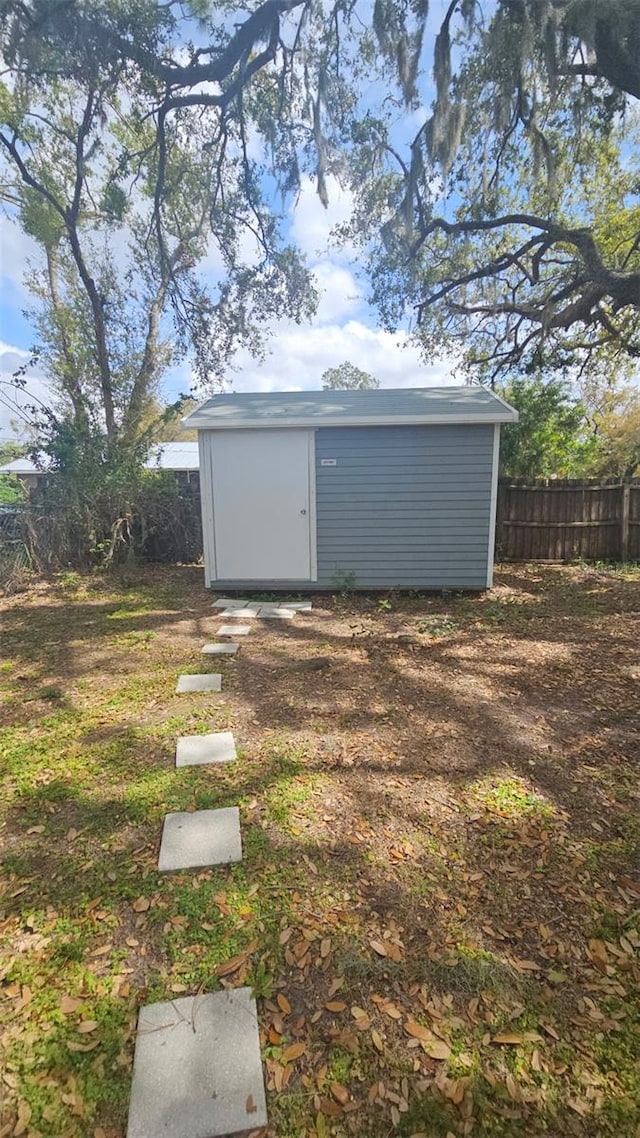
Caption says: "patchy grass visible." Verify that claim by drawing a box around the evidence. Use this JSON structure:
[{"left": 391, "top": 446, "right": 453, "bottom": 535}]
[{"left": 1, "top": 563, "right": 640, "bottom": 1137}]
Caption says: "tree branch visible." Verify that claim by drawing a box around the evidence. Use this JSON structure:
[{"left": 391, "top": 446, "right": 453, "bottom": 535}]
[{"left": 0, "top": 115, "right": 117, "bottom": 435}]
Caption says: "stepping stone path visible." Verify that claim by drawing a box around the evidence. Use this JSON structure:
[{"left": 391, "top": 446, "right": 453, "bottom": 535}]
[
  {"left": 127, "top": 988, "right": 268, "bottom": 1138},
  {"left": 127, "top": 596, "right": 314, "bottom": 1135},
  {"left": 176, "top": 731, "right": 236, "bottom": 767},
  {"left": 176, "top": 673, "right": 222, "bottom": 693},
  {"left": 158, "top": 807, "right": 242, "bottom": 871},
  {"left": 202, "top": 642, "right": 239, "bottom": 655}
]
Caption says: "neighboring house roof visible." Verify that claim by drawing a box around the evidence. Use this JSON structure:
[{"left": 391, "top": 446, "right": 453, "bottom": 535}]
[
  {"left": 184, "top": 386, "right": 518, "bottom": 430},
  {"left": 0, "top": 442, "right": 200, "bottom": 476},
  {"left": 146, "top": 442, "right": 199, "bottom": 471},
  {"left": 0, "top": 457, "right": 45, "bottom": 475}
]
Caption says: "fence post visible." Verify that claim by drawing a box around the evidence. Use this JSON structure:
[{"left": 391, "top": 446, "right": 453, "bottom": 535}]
[{"left": 621, "top": 482, "right": 631, "bottom": 562}]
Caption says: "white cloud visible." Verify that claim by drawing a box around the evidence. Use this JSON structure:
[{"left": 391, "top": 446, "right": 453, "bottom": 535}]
[
  {"left": 291, "top": 176, "right": 356, "bottom": 260},
  {"left": 200, "top": 319, "right": 459, "bottom": 395},
  {"left": 0, "top": 348, "right": 55, "bottom": 443},
  {"left": 0, "top": 342, "right": 30, "bottom": 358},
  {"left": 312, "top": 262, "right": 363, "bottom": 324},
  {"left": 0, "top": 213, "right": 43, "bottom": 291}
]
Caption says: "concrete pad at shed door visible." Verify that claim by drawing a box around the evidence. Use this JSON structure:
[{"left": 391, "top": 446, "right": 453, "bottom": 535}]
[
  {"left": 158, "top": 809, "right": 242, "bottom": 871},
  {"left": 254, "top": 608, "right": 295, "bottom": 619},
  {"left": 126, "top": 988, "right": 268, "bottom": 1138},
  {"left": 176, "top": 674, "right": 222, "bottom": 693},
  {"left": 175, "top": 733, "right": 236, "bottom": 767}
]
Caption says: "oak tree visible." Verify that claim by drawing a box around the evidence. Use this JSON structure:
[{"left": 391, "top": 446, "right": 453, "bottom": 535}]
[{"left": 321, "top": 361, "right": 380, "bottom": 390}]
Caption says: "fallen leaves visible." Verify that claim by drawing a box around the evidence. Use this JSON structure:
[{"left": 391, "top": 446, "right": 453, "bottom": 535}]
[
  {"left": 215, "top": 940, "right": 259, "bottom": 977},
  {"left": 13, "top": 985, "right": 32, "bottom": 1014},
  {"left": 371, "top": 995, "right": 402, "bottom": 1020},
  {"left": 12, "top": 1101, "right": 31, "bottom": 1137},
  {"left": 492, "top": 1031, "right": 543, "bottom": 1046},
  {"left": 402, "top": 1019, "right": 451, "bottom": 1060},
  {"left": 403, "top": 1019, "right": 432, "bottom": 1042},
  {"left": 281, "top": 1041, "right": 306, "bottom": 1063},
  {"left": 369, "top": 939, "right": 388, "bottom": 957},
  {"left": 3, "top": 565, "right": 640, "bottom": 1138},
  {"left": 587, "top": 938, "right": 609, "bottom": 973},
  {"left": 60, "top": 996, "right": 84, "bottom": 1015},
  {"left": 422, "top": 1039, "right": 452, "bottom": 1061},
  {"left": 350, "top": 1006, "right": 371, "bottom": 1030},
  {"left": 330, "top": 1082, "right": 350, "bottom": 1105}
]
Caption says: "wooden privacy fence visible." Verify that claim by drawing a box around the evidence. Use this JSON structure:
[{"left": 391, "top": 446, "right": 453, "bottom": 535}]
[{"left": 496, "top": 478, "right": 640, "bottom": 562}]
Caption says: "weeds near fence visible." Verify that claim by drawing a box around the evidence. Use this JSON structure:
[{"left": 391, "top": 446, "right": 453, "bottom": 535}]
[{"left": 0, "top": 478, "right": 202, "bottom": 590}]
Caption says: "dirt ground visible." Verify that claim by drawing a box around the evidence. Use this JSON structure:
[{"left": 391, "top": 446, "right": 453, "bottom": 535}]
[{"left": 1, "top": 562, "right": 639, "bottom": 1137}]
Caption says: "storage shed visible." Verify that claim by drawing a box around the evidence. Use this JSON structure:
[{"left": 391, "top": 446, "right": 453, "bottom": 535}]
[{"left": 185, "top": 386, "right": 518, "bottom": 591}]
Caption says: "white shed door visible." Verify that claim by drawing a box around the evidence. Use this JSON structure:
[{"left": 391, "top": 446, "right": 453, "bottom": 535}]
[{"left": 211, "top": 429, "right": 314, "bottom": 580}]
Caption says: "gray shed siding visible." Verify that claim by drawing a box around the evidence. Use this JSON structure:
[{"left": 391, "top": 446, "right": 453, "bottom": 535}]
[
  {"left": 207, "top": 422, "right": 496, "bottom": 591},
  {"left": 315, "top": 424, "right": 493, "bottom": 588}
]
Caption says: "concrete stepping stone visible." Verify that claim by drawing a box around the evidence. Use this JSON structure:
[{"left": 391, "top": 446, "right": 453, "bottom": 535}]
[
  {"left": 158, "top": 808, "right": 242, "bottom": 871},
  {"left": 218, "top": 624, "right": 251, "bottom": 637},
  {"left": 255, "top": 607, "right": 295, "bottom": 619},
  {"left": 286, "top": 600, "right": 312, "bottom": 610},
  {"left": 202, "top": 642, "right": 239, "bottom": 655},
  {"left": 219, "top": 608, "right": 258, "bottom": 619},
  {"left": 176, "top": 732, "right": 237, "bottom": 768},
  {"left": 211, "top": 597, "right": 250, "bottom": 608},
  {"left": 176, "top": 673, "right": 222, "bottom": 693},
  {"left": 127, "top": 987, "right": 268, "bottom": 1138}
]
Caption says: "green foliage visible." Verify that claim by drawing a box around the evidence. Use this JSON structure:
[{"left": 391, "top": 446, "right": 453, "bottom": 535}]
[
  {"left": 0, "top": 9, "right": 318, "bottom": 561},
  {"left": 345, "top": 3, "right": 640, "bottom": 383},
  {"left": 321, "top": 361, "right": 380, "bottom": 390},
  {"left": 0, "top": 475, "right": 25, "bottom": 505},
  {"left": 581, "top": 379, "right": 640, "bottom": 479},
  {"left": 499, "top": 377, "right": 597, "bottom": 480},
  {"left": 0, "top": 444, "right": 27, "bottom": 504}
]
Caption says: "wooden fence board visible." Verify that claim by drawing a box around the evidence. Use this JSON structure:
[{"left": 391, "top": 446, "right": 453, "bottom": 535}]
[{"left": 496, "top": 479, "right": 640, "bottom": 562}]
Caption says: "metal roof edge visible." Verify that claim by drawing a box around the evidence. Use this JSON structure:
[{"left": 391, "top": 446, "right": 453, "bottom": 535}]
[
  {"left": 484, "top": 388, "right": 519, "bottom": 420},
  {"left": 187, "top": 411, "right": 518, "bottom": 429}
]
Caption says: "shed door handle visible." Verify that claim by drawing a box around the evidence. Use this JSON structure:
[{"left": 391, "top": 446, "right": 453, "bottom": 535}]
[{"left": 300, "top": 508, "right": 307, "bottom": 515}]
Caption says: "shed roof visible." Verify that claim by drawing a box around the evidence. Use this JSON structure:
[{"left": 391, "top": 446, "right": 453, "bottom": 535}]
[{"left": 184, "top": 386, "right": 517, "bottom": 429}]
